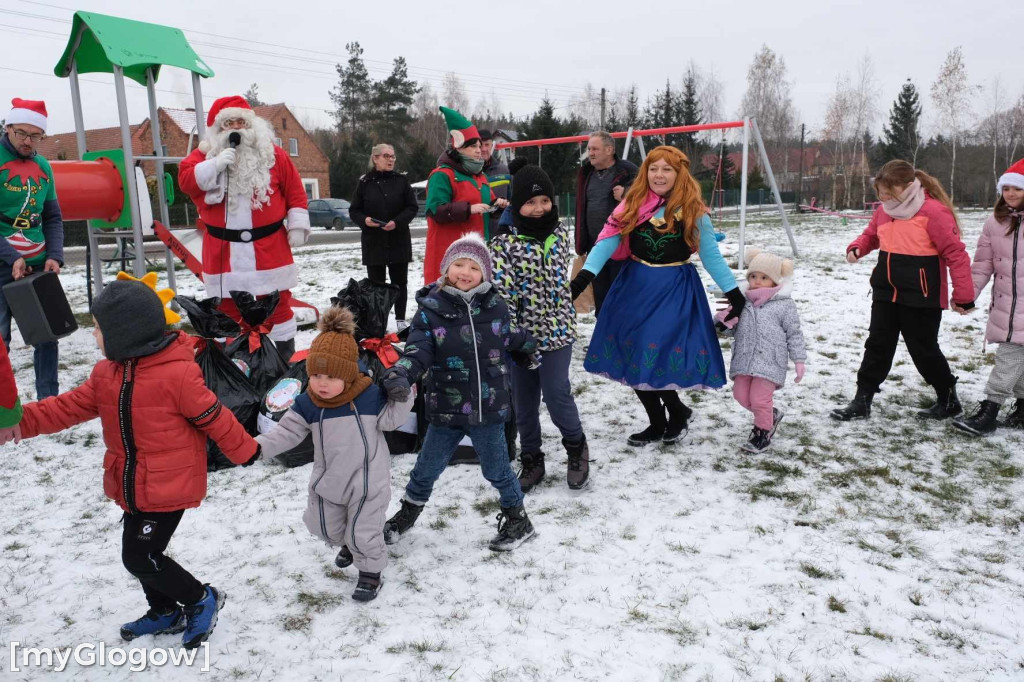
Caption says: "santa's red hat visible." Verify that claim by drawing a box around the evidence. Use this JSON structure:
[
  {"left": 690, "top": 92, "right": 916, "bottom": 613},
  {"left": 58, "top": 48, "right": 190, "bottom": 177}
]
[
  {"left": 206, "top": 95, "right": 254, "bottom": 129},
  {"left": 997, "top": 159, "right": 1024, "bottom": 195},
  {"left": 6, "top": 98, "right": 48, "bottom": 133}
]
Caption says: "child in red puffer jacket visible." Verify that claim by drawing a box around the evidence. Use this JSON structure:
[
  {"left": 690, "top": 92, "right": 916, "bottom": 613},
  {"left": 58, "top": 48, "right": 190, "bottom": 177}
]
[{"left": 7, "top": 279, "right": 258, "bottom": 649}]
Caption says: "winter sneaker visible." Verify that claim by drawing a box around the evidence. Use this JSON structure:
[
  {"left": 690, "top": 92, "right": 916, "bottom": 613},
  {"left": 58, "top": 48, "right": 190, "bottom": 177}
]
[
  {"left": 517, "top": 450, "right": 546, "bottom": 493},
  {"left": 768, "top": 407, "right": 785, "bottom": 439},
  {"left": 830, "top": 389, "right": 873, "bottom": 421},
  {"left": 120, "top": 607, "right": 185, "bottom": 641},
  {"left": 952, "top": 400, "right": 1000, "bottom": 436},
  {"left": 564, "top": 435, "right": 590, "bottom": 490},
  {"left": 334, "top": 545, "right": 353, "bottom": 569},
  {"left": 1000, "top": 399, "right": 1024, "bottom": 429},
  {"left": 488, "top": 505, "right": 535, "bottom": 551},
  {"left": 663, "top": 404, "right": 694, "bottom": 443},
  {"left": 181, "top": 585, "right": 225, "bottom": 650},
  {"left": 627, "top": 425, "right": 665, "bottom": 446},
  {"left": 383, "top": 498, "right": 424, "bottom": 545},
  {"left": 917, "top": 379, "right": 962, "bottom": 420},
  {"left": 352, "top": 572, "right": 383, "bottom": 602},
  {"left": 741, "top": 426, "right": 772, "bottom": 453}
]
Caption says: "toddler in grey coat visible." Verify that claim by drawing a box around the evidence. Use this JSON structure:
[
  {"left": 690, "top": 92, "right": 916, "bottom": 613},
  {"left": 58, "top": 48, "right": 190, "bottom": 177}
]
[
  {"left": 717, "top": 249, "right": 807, "bottom": 452},
  {"left": 257, "top": 306, "right": 414, "bottom": 602}
]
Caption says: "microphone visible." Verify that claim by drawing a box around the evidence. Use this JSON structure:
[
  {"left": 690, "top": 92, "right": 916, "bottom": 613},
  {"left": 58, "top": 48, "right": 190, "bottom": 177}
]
[{"left": 228, "top": 132, "right": 241, "bottom": 148}]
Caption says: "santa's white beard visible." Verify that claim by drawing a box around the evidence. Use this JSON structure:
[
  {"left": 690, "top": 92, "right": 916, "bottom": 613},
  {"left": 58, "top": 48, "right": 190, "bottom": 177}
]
[{"left": 204, "top": 120, "right": 276, "bottom": 211}]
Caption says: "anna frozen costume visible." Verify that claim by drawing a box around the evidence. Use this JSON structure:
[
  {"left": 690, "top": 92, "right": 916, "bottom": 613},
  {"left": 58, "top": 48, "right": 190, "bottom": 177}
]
[{"left": 575, "top": 191, "right": 744, "bottom": 444}]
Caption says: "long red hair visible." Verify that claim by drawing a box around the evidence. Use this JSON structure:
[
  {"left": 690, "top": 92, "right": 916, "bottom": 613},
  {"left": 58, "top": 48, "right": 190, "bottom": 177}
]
[{"left": 615, "top": 145, "right": 707, "bottom": 251}]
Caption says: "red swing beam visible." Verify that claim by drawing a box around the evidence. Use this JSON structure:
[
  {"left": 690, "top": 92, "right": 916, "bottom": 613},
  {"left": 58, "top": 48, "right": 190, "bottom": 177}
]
[{"left": 493, "top": 121, "right": 746, "bottom": 150}]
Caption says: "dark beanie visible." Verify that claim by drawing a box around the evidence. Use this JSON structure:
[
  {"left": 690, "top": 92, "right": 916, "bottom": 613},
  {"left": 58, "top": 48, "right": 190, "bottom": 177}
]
[
  {"left": 510, "top": 164, "right": 554, "bottom": 213},
  {"left": 91, "top": 280, "right": 171, "bottom": 362}
]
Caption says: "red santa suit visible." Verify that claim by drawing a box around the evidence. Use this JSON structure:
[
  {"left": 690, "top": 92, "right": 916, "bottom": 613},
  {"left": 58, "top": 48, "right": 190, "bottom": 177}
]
[{"left": 178, "top": 96, "right": 310, "bottom": 342}]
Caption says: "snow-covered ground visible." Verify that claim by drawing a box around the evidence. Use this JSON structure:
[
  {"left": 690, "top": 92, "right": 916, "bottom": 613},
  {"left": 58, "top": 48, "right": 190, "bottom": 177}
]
[{"left": 2, "top": 211, "right": 1022, "bottom": 681}]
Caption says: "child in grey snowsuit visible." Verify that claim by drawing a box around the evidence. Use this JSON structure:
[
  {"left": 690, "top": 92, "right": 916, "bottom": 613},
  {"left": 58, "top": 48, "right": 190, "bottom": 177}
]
[
  {"left": 257, "top": 306, "right": 415, "bottom": 602},
  {"left": 717, "top": 249, "right": 807, "bottom": 452},
  {"left": 380, "top": 232, "right": 540, "bottom": 552}
]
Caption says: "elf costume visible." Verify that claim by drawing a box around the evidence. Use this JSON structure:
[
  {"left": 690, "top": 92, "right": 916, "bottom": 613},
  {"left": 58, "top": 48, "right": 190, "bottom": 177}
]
[{"left": 423, "top": 107, "right": 495, "bottom": 282}]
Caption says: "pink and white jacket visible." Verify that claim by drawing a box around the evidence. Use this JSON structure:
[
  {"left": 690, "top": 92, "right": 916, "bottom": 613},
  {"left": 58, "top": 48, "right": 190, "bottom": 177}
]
[{"left": 972, "top": 214, "right": 1024, "bottom": 344}]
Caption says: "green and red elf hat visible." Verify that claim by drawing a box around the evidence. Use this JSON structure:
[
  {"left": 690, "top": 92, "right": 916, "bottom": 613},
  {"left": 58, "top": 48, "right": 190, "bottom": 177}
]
[{"left": 439, "top": 106, "right": 480, "bottom": 149}]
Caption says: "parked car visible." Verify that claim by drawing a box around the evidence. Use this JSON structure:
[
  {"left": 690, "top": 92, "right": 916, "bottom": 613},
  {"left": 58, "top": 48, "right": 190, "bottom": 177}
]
[{"left": 308, "top": 198, "right": 352, "bottom": 229}]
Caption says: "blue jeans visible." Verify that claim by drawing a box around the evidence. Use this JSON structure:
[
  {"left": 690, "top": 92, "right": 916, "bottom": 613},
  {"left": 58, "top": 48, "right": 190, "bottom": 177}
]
[
  {"left": 510, "top": 344, "right": 583, "bottom": 453},
  {"left": 406, "top": 422, "right": 524, "bottom": 509},
  {"left": 0, "top": 267, "right": 59, "bottom": 399}
]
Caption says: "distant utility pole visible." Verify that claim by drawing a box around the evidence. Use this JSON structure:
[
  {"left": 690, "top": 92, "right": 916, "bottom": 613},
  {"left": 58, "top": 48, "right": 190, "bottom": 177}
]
[
  {"left": 600, "top": 87, "right": 606, "bottom": 130},
  {"left": 797, "top": 123, "right": 805, "bottom": 211}
]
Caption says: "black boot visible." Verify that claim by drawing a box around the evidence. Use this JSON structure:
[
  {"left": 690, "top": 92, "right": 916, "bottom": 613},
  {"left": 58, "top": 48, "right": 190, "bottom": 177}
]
[
  {"left": 564, "top": 435, "right": 590, "bottom": 490},
  {"left": 352, "top": 572, "right": 383, "bottom": 602},
  {"left": 662, "top": 394, "right": 693, "bottom": 443},
  {"left": 275, "top": 338, "right": 296, "bottom": 364},
  {"left": 952, "top": 400, "right": 1001, "bottom": 436},
  {"left": 1000, "top": 399, "right": 1024, "bottom": 429},
  {"left": 383, "top": 498, "right": 424, "bottom": 545},
  {"left": 517, "top": 450, "right": 546, "bottom": 493},
  {"left": 917, "top": 379, "right": 962, "bottom": 420},
  {"left": 830, "top": 388, "right": 874, "bottom": 421},
  {"left": 334, "top": 545, "right": 353, "bottom": 568},
  {"left": 741, "top": 426, "right": 772, "bottom": 453},
  {"left": 488, "top": 505, "right": 535, "bottom": 551},
  {"left": 630, "top": 390, "right": 666, "bottom": 445}
]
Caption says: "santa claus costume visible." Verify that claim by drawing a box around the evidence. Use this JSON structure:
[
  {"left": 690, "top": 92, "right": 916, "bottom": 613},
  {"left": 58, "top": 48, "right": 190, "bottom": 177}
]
[{"left": 179, "top": 96, "right": 310, "bottom": 357}]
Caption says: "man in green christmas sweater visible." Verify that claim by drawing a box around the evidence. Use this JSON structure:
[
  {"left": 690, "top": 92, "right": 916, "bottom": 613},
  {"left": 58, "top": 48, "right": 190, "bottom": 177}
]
[{"left": 0, "top": 98, "right": 64, "bottom": 399}]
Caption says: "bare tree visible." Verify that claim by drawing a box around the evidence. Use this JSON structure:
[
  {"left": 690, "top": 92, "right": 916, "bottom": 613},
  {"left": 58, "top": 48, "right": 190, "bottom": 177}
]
[
  {"left": 850, "top": 55, "right": 878, "bottom": 206},
  {"left": 410, "top": 82, "right": 446, "bottom": 150},
  {"left": 440, "top": 72, "right": 469, "bottom": 113},
  {"left": 690, "top": 61, "right": 725, "bottom": 145},
  {"left": 930, "top": 47, "right": 976, "bottom": 200},
  {"left": 568, "top": 82, "right": 602, "bottom": 129},
  {"left": 823, "top": 75, "right": 853, "bottom": 208},
  {"left": 739, "top": 45, "right": 796, "bottom": 168}
]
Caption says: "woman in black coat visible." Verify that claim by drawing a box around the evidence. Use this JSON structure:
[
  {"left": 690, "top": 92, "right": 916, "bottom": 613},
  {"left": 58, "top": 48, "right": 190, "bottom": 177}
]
[{"left": 349, "top": 143, "right": 419, "bottom": 328}]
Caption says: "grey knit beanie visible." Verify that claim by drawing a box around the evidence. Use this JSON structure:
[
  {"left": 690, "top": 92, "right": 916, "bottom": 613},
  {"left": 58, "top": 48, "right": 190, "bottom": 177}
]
[
  {"left": 440, "top": 232, "right": 493, "bottom": 281},
  {"left": 91, "top": 280, "right": 171, "bottom": 362}
]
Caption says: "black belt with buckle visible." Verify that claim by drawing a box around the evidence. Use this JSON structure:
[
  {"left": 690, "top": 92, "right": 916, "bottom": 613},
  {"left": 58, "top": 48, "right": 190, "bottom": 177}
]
[
  {"left": 0, "top": 214, "right": 37, "bottom": 229},
  {"left": 204, "top": 219, "right": 284, "bottom": 243}
]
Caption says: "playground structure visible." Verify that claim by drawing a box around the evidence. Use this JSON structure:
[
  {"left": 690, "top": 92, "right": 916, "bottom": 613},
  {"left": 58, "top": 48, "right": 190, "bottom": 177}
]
[
  {"left": 48, "top": 11, "right": 212, "bottom": 301},
  {"left": 495, "top": 119, "right": 799, "bottom": 267}
]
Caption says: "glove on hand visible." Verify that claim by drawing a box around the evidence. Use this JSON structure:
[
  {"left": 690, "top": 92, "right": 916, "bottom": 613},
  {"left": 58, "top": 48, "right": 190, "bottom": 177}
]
[
  {"left": 287, "top": 230, "right": 307, "bottom": 248},
  {"left": 570, "top": 270, "right": 596, "bottom": 301},
  {"left": 382, "top": 370, "right": 411, "bottom": 402},
  {"left": 214, "top": 148, "right": 237, "bottom": 172},
  {"left": 795, "top": 363, "right": 805, "bottom": 383},
  {"left": 723, "top": 287, "right": 746, "bottom": 322}
]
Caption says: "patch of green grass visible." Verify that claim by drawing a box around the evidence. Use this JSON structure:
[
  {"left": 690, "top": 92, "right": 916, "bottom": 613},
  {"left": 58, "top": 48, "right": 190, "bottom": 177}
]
[
  {"left": 931, "top": 626, "right": 968, "bottom": 650},
  {"left": 4, "top": 541, "right": 26, "bottom": 551},
  {"left": 724, "top": 616, "right": 769, "bottom": 631},
  {"left": 876, "top": 674, "right": 915, "bottom": 682},
  {"left": 799, "top": 562, "right": 841, "bottom": 580},
  {"left": 660, "top": 619, "right": 700, "bottom": 646},
  {"left": 910, "top": 480, "right": 970, "bottom": 507},
  {"left": 471, "top": 498, "right": 501, "bottom": 517},
  {"left": 437, "top": 503, "right": 461, "bottom": 519},
  {"left": 824, "top": 465, "right": 902, "bottom": 488},
  {"left": 429, "top": 517, "right": 449, "bottom": 531},
  {"left": 857, "top": 626, "right": 892, "bottom": 641},
  {"left": 826, "top": 595, "right": 847, "bottom": 613},
  {"left": 281, "top": 614, "right": 312, "bottom": 631},
  {"left": 296, "top": 591, "right": 345, "bottom": 613},
  {"left": 386, "top": 639, "right": 447, "bottom": 654},
  {"left": 666, "top": 541, "right": 699, "bottom": 555}
]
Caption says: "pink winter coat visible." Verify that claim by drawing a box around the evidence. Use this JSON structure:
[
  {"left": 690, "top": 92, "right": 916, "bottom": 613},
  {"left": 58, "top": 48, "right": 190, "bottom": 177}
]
[{"left": 972, "top": 215, "right": 1024, "bottom": 344}]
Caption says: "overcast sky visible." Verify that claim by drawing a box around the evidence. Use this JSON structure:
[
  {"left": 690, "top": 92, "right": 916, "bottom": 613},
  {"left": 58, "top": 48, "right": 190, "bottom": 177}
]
[{"left": 0, "top": 0, "right": 1017, "bottom": 142}]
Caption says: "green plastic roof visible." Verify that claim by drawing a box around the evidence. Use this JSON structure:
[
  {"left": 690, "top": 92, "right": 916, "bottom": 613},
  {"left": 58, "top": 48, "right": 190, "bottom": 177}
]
[{"left": 54, "top": 11, "right": 214, "bottom": 85}]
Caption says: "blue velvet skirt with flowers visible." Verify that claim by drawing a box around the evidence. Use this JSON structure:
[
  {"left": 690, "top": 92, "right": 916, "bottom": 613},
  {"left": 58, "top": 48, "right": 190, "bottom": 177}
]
[{"left": 583, "top": 259, "right": 726, "bottom": 390}]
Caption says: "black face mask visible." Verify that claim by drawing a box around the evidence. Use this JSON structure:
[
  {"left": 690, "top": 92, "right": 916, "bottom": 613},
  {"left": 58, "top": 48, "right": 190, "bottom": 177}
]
[{"left": 512, "top": 204, "right": 560, "bottom": 241}]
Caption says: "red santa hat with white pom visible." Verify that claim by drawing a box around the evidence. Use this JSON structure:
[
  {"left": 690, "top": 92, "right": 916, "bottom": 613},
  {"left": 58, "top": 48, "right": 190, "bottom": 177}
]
[
  {"left": 6, "top": 98, "right": 48, "bottom": 133},
  {"left": 997, "top": 159, "right": 1024, "bottom": 195},
  {"left": 205, "top": 95, "right": 255, "bottom": 130}
]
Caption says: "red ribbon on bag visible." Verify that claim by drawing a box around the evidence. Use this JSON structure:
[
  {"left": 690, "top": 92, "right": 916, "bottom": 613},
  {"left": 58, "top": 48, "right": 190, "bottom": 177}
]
[
  {"left": 360, "top": 333, "right": 401, "bottom": 368},
  {"left": 235, "top": 322, "right": 272, "bottom": 354}
]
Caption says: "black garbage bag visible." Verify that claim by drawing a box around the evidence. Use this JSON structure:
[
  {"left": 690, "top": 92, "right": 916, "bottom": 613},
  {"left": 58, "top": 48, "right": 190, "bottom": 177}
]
[
  {"left": 175, "top": 296, "right": 261, "bottom": 471},
  {"left": 257, "top": 360, "right": 315, "bottom": 468},
  {"left": 224, "top": 290, "right": 288, "bottom": 396},
  {"left": 331, "top": 278, "right": 400, "bottom": 340}
]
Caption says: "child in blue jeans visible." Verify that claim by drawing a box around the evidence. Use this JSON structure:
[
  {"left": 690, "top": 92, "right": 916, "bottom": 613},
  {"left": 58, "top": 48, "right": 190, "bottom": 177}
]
[{"left": 381, "top": 233, "right": 539, "bottom": 551}]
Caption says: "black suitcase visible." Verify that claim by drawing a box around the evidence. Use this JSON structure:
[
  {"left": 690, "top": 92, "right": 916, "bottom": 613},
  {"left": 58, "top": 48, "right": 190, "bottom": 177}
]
[{"left": 2, "top": 271, "right": 77, "bottom": 345}]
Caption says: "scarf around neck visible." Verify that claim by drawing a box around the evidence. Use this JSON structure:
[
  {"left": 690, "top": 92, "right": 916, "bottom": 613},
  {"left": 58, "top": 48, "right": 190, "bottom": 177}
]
[
  {"left": 512, "top": 206, "right": 560, "bottom": 242},
  {"left": 308, "top": 373, "right": 373, "bottom": 409},
  {"left": 881, "top": 179, "right": 926, "bottom": 220},
  {"left": 745, "top": 284, "right": 781, "bottom": 307}
]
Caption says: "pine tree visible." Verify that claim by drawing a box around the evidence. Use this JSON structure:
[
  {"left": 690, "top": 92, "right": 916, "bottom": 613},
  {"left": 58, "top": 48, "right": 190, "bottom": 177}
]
[
  {"left": 330, "top": 42, "right": 372, "bottom": 135},
  {"left": 624, "top": 86, "right": 641, "bottom": 128},
  {"left": 678, "top": 68, "right": 703, "bottom": 164},
  {"left": 879, "top": 79, "right": 923, "bottom": 165},
  {"left": 372, "top": 57, "right": 419, "bottom": 144}
]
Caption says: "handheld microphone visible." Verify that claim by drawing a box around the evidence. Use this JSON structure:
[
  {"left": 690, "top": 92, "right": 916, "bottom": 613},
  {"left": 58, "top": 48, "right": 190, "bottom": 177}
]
[{"left": 229, "top": 132, "right": 241, "bottom": 148}]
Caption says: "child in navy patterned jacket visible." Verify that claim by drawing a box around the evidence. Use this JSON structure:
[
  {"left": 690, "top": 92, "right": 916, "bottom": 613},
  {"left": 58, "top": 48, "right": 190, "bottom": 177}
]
[{"left": 381, "top": 233, "right": 539, "bottom": 551}]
